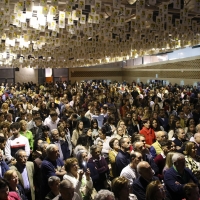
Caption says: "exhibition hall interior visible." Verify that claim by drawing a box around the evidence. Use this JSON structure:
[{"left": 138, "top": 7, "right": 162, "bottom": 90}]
[
  {"left": 0, "top": 0, "right": 199, "bottom": 84},
  {"left": 0, "top": 1, "right": 200, "bottom": 200}
]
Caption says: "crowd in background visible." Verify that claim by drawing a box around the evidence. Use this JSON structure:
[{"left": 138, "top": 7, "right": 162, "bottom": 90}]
[{"left": 0, "top": 80, "right": 199, "bottom": 200}]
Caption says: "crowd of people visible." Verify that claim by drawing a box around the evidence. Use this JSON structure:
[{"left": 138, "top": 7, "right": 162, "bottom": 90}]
[{"left": 0, "top": 80, "right": 199, "bottom": 200}]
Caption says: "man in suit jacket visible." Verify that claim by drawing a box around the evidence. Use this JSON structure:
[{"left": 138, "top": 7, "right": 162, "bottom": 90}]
[
  {"left": 132, "top": 161, "right": 159, "bottom": 200},
  {"left": 10, "top": 149, "right": 35, "bottom": 200},
  {"left": 164, "top": 153, "right": 198, "bottom": 200},
  {"left": 51, "top": 129, "right": 70, "bottom": 161}
]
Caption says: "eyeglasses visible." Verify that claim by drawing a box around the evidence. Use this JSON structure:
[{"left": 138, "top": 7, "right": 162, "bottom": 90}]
[{"left": 19, "top": 155, "right": 28, "bottom": 159}]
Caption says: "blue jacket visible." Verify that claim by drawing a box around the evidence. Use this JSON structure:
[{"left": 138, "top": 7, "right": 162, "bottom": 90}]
[
  {"left": 164, "top": 166, "right": 198, "bottom": 200},
  {"left": 132, "top": 176, "right": 159, "bottom": 200},
  {"left": 116, "top": 150, "right": 130, "bottom": 176},
  {"left": 0, "top": 161, "right": 9, "bottom": 177}
]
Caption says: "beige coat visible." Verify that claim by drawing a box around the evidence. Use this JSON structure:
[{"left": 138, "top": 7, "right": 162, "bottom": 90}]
[{"left": 10, "top": 161, "right": 35, "bottom": 200}]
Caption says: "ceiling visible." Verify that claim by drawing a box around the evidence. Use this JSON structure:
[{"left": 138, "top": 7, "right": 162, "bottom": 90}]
[{"left": 0, "top": 0, "right": 200, "bottom": 68}]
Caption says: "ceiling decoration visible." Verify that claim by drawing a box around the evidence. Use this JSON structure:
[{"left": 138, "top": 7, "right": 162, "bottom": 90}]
[{"left": 0, "top": 0, "right": 200, "bottom": 68}]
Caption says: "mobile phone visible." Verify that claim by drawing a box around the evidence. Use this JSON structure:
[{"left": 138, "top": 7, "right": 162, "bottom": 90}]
[{"left": 82, "top": 161, "right": 87, "bottom": 172}]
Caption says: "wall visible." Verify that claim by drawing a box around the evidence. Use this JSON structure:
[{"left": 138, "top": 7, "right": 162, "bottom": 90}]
[
  {"left": 121, "top": 57, "right": 200, "bottom": 85},
  {"left": 68, "top": 62, "right": 123, "bottom": 83},
  {"left": 15, "top": 68, "right": 38, "bottom": 83}
]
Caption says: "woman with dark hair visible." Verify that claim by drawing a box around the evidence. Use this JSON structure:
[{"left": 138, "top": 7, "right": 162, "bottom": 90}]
[
  {"left": 77, "top": 128, "right": 93, "bottom": 149},
  {"left": 131, "top": 112, "right": 142, "bottom": 133},
  {"left": 95, "top": 127, "right": 111, "bottom": 161},
  {"left": 49, "top": 102, "right": 60, "bottom": 116},
  {"left": 153, "top": 103, "right": 160, "bottom": 113},
  {"left": 38, "top": 103, "right": 49, "bottom": 121},
  {"left": 103, "top": 116, "right": 116, "bottom": 137},
  {"left": 71, "top": 120, "right": 84, "bottom": 146},
  {"left": 40, "top": 125, "right": 51, "bottom": 144},
  {"left": 185, "top": 118, "right": 196, "bottom": 140},
  {"left": 0, "top": 178, "right": 21, "bottom": 200},
  {"left": 183, "top": 183, "right": 200, "bottom": 200},
  {"left": 90, "top": 119, "right": 99, "bottom": 140},
  {"left": 168, "top": 118, "right": 181, "bottom": 140},
  {"left": 140, "top": 119, "right": 156, "bottom": 147},
  {"left": 150, "top": 118, "right": 163, "bottom": 132}
]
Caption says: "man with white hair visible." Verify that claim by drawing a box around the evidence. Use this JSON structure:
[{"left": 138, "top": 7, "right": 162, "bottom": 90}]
[
  {"left": 95, "top": 190, "right": 115, "bottom": 200},
  {"left": 164, "top": 153, "right": 198, "bottom": 200},
  {"left": 53, "top": 179, "right": 81, "bottom": 200},
  {"left": 132, "top": 161, "right": 158, "bottom": 200},
  {"left": 41, "top": 144, "right": 66, "bottom": 199}
]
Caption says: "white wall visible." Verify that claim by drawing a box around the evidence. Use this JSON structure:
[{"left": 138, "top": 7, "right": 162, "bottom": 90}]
[{"left": 15, "top": 68, "right": 38, "bottom": 83}]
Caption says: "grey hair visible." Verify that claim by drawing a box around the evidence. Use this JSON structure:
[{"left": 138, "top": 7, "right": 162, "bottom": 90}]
[
  {"left": 76, "top": 150, "right": 88, "bottom": 165},
  {"left": 59, "top": 179, "right": 74, "bottom": 190},
  {"left": 39, "top": 141, "right": 49, "bottom": 151},
  {"left": 90, "top": 145, "right": 99, "bottom": 154},
  {"left": 46, "top": 144, "right": 57, "bottom": 156},
  {"left": 15, "top": 149, "right": 26, "bottom": 159},
  {"left": 51, "top": 129, "right": 58, "bottom": 134},
  {"left": 172, "top": 153, "right": 185, "bottom": 164},
  {"left": 73, "top": 145, "right": 87, "bottom": 156},
  {"left": 94, "top": 190, "right": 115, "bottom": 200},
  {"left": 48, "top": 176, "right": 60, "bottom": 186}
]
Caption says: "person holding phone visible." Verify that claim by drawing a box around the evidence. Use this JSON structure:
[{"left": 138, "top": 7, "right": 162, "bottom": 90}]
[{"left": 63, "top": 158, "right": 93, "bottom": 200}]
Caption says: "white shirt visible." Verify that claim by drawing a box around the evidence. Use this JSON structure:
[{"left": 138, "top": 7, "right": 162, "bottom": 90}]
[
  {"left": 95, "top": 137, "right": 111, "bottom": 154},
  {"left": 120, "top": 165, "right": 138, "bottom": 186},
  {"left": 63, "top": 173, "right": 93, "bottom": 200},
  {"left": 53, "top": 192, "right": 81, "bottom": 200},
  {"left": 44, "top": 116, "right": 60, "bottom": 131}
]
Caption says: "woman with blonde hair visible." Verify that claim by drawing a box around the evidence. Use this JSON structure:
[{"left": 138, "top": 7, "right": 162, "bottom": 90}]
[
  {"left": 4, "top": 169, "right": 27, "bottom": 200},
  {"left": 115, "top": 120, "right": 128, "bottom": 136},
  {"left": 1, "top": 102, "right": 9, "bottom": 114},
  {"left": 183, "top": 142, "right": 200, "bottom": 180},
  {"left": 146, "top": 180, "right": 166, "bottom": 200},
  {"left": 163, "top": 152, "right": 176, "bottom": 175},
  {"left": 19, "top": 120, "right": 34, "bottom": 150}
]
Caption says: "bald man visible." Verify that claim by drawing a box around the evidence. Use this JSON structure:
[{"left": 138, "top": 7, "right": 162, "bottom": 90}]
[
  {"left": 150, "top": 131, "right": 167, "bottom": 158},
  {"left": 134, "top": 141, "right": 159, "bottom": 175},
  {"left": 132, "top": 161, "right": 158, "bottom": 200}
]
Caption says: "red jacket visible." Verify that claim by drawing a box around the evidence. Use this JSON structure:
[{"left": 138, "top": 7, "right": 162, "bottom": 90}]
[{"left": 140, "top": 127, "right": 156, "bottom": 145}]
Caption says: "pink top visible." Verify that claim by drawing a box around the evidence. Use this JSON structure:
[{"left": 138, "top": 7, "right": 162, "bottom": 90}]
[{"left": 8, "top": 192, "right": 21, "bottom": 200}]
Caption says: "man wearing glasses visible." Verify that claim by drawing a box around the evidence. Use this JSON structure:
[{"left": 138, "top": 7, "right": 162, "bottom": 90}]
[{"left": 10, "top": 149, "right": 34, "bottom": 200}]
